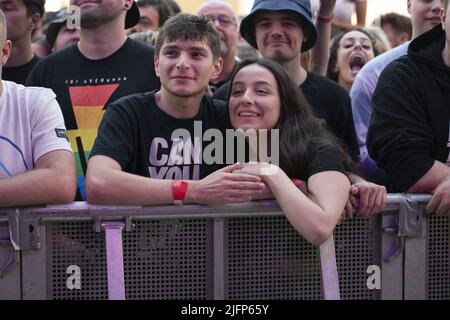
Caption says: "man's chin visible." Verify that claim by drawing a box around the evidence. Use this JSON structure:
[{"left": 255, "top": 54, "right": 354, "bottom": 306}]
[
  {"left": 80, "top": 15, "right": 104, "bottom": 29},
  {"left": 265, "top": 52, "right": 291, "bottom": 64},
  {"left": 170, "top": 89, "right": 204, "bottom": 98}
]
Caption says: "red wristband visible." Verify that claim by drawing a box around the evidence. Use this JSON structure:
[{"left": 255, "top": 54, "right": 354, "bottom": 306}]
[
  {"left": 317, "top": 14, "right": 334, "bottom": 23},
  {"left": 172, "top": 180, "right": 189, "bottom": 205}
]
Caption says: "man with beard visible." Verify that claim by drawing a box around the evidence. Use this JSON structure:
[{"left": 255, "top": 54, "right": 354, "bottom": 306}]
[
  {"left": 27, "top": 0, "right": 160, "bottom": 200},
  {"left": 197, "top": 0, "right": 240, "bottom": 94}
]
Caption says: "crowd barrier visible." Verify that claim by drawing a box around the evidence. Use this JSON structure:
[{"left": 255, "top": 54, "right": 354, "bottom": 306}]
[{"left": 0, "top": 194, "right": 448, "bottom": 300}]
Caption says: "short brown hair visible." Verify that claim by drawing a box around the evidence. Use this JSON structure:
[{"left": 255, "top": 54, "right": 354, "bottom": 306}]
[
  {"left": 155, "top": 13, "right": 221, "bottom": 60},
  {"left": 24, "top": 0, "right": 45, "bottom": 17},
  {"left": 379, "top": 13, "right": 412, "bottom": 39}
]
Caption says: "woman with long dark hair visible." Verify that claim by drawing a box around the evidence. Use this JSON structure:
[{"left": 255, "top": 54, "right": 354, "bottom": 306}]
[{"left": 227, "top": 58, "right": 385, "bottom": 245}]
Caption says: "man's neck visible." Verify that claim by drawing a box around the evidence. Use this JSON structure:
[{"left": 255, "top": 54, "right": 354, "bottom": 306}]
[
  {"left": 443, "top": 42, "right": 450, "bottom": 67},
  {"left": 279, "top": 57, "right": 308, "bottom": 86},
  {"left": 211, "top": 53, "right": 236, "bottom": 84},
  {"left": 4, "top": 37, "right": 33, "bottom": 68},
  {"left": 155, "top": 88, "right": 204, "bottom": 119},
  {"left": 78, "top": 18, "right": 128, "bottom": 60}
]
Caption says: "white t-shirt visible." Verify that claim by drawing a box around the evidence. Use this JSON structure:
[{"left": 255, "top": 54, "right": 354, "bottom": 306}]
[{"left": 0, "top": 80, "right": 72, "bottom": 178}]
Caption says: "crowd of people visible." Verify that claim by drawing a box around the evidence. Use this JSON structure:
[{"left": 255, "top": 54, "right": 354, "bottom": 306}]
[{"left": 0, "top": 0, "right": 449, "bottom": 245}]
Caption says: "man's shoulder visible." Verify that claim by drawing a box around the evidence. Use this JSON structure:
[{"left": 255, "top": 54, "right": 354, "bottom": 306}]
[
  {"left": 109, "top": 91, "right": 154, "bottom": 110},
  {"left": 27, "top": 46, "right": 77, "bottom": 84},
  {"left": 377, "top": 55, "right": 417, "bottom": 86},
  {"left": 204, "top": 95, "right": 226, "bottom": 112},
  {"left": 212, "top": 81, "right": 230, "bottom": 102},
  {"left": 126, "top": 38, "right": 156, "bottom": 53},
  {"left": 200, "top": 95, "right": 228, "bottom": 126},
  {"left": 3, "top": 80, "right": 56, "bottom": 100},
  {"left": 35, "top": 45, "right": 77, "bottom": 67},
  {"left": 304, "top": 72, "right": 349, "bottom": 99},
  {"left": 364, "top": 43, "right": 409, "bottom": 72},
  {"left": 123, "top": 39, "right": 156, "bottom": 61}
]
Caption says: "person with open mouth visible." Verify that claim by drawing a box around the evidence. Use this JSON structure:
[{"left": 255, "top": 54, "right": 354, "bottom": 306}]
[{"left": 327, "top": 29, "right": 380, "bottom": 92}]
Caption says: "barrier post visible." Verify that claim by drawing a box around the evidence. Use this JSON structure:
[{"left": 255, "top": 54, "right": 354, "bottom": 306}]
[
  {"left": 102, "top": 222, "right": 126, "bottom": 300},
  {"left": 319, "top": 234, "right": 340, "bottom": 300}
]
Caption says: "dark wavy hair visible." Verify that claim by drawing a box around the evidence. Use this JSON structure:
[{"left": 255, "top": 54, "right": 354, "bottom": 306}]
[
  {"left": 327, "top": 29, "right": 380, "bottom": 83},
  {"left": 228, "top": 58, "right": 355, "bottom": 178}
]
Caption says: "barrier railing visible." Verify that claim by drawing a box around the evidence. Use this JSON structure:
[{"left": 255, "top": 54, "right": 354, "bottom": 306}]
[{"left": 0, "top": 193, "right": 448, "bottom": 300}]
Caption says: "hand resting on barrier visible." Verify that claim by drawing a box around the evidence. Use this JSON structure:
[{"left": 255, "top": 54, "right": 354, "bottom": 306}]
[
  {"left": 233, "top": 162, "right": 350, "bottom": 246},
  {"left": 341, "top": 180, "right": 387, "bottom": 219}
]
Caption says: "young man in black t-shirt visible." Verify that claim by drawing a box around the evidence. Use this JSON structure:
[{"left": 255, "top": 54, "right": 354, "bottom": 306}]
[
  {"left": 86, "top": 13, "right": 265, "bottom": 206},
  {"left": 27, "top": 0, "right": 160, "bottom": 200}
]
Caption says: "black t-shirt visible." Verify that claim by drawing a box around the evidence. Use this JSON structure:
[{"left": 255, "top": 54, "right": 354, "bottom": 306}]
[
  {"left": 213, "top": 72, "right": 359, "bottom": 161},
  {"left": 26, "top": 39, "right": 161, "bottom": 199},
  {"left": 208, "top": 59, "right": 239, "bottom": 95},
  {"left": 294, "top": 143, "right": 347, "bottom": 181},
  {"left": 3, "top": 55, "right": 41, "bottom": 85},
  {"left": 301, "top": 73, "right": 359, "bottom": 161},
  {"left": 90, "top": 92, "right": 228, "bottom": 180}
]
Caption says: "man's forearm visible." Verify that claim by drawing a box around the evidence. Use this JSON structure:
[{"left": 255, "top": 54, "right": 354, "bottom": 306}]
[
  {"left": 85, "top": 167, "right": 178, "bottom": 205},
  {"left": 408, "top": 161, "right": 450, "bottom": 193},
  {"left": 0, "top": 168, "right": 75, "bottom": 207}
]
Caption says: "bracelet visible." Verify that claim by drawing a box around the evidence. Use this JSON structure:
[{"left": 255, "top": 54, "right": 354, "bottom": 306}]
[
  {"left": 172, "top": 180, "right": 189, "bottom": 205},
  {"left": 317, "top": 14, "right": 334, "bottom": 24}
]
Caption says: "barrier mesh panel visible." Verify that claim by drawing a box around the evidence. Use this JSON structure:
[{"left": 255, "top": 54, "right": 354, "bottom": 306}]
[
  {"left": 123, "top": 219, "right": 211, "bottom": 300},
  {"left": 227, "top": 216, "right": 322, "bottom": 300},
  {"left": 47, "top": 221, "right": 107, "bottom": 299},
  {"left": 427, "top": 216, "right": 450, "bottom": 299},
  {"left": 334, "top": 217, "right": 379, "bottom": 300}
]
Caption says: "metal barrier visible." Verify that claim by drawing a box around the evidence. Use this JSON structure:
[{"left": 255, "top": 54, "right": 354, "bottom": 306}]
[{"left": 0, "top": 194, "right": 448, "bottom": 300}]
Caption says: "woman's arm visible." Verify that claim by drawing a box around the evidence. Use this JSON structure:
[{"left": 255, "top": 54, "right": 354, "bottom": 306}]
[
  {"left": 355, "top": 0, "right": 367, "bottom": 27},
  {"left": 310, "top": 0, "right": 336, "bottom": 75},
  {"left": 235, "top": 163, "right": 350, "bottom": 245},
  {"left": 266, "top": 168, "right": 350, "bottom": 245}
]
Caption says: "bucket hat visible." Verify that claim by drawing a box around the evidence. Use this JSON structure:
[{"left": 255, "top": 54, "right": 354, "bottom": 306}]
[{"left": 240, "top": 0, "right": 318, "bottom": 52}]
